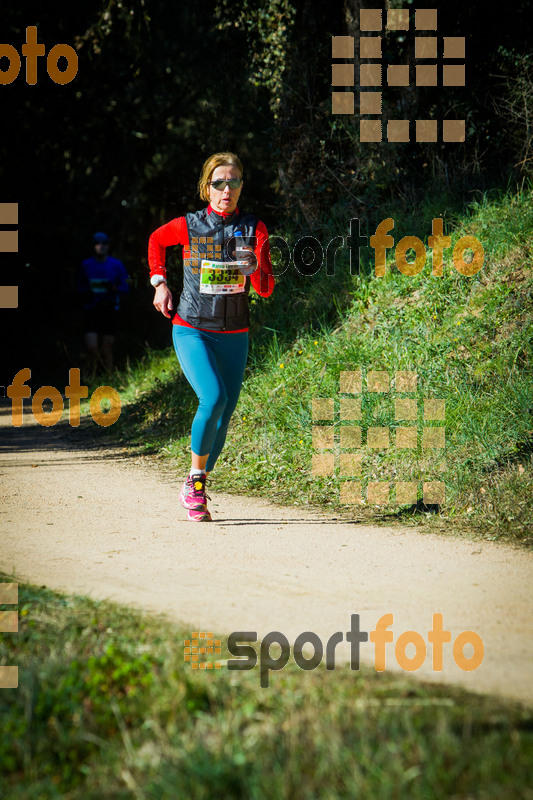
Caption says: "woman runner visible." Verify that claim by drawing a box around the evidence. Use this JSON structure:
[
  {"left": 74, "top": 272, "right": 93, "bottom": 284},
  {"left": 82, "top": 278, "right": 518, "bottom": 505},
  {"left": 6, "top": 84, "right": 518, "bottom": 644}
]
[{"left": 148, "top": 152, "right": 275, "bottom": 521}]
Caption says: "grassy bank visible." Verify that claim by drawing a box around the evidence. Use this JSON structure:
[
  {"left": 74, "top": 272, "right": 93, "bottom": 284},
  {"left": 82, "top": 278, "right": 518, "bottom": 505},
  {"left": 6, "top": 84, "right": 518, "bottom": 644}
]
[
  {"left": 1, "top": 574, "right": 532, "bottom": 798},
  {"left": 85, "top": 187, "right": 533, "bottom": 544}
]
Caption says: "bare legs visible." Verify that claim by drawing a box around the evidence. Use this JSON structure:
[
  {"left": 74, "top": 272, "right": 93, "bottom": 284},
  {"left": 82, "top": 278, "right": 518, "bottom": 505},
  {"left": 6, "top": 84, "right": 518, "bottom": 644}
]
[
  {"left": 101, "top": 335, "right": 115, "bottom": 370},
  {"left": 191, "top": 451, "right": 209, "bottom": 472},
  {"left": 84, "top": 332, "right": 115, "bottom": 376}
]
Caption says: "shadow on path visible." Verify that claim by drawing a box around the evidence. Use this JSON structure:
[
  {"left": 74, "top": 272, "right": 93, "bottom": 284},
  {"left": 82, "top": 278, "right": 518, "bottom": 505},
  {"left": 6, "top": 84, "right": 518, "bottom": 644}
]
[{"left": 0, "top": 398, "right": 134, "bottom": 463}]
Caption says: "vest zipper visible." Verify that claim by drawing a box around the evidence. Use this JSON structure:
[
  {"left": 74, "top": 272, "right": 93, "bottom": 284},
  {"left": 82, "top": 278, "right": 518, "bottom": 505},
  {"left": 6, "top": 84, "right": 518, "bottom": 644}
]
[{"left": 222, "top": 217, "right": 227, "bottom": 330}]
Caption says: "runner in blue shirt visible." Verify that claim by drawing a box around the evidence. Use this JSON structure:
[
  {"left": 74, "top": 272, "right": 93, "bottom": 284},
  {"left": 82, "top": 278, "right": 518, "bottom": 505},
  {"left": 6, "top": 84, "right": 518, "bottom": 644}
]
[{"left": 78, "top": 232, "right": 129, "bottom": 373}]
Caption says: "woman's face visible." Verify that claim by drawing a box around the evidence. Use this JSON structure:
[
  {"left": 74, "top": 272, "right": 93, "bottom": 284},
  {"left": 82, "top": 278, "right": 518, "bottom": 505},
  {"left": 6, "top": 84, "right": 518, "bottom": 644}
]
[{"left": 207, "top": 164, "right": 243, "bottom": 214}]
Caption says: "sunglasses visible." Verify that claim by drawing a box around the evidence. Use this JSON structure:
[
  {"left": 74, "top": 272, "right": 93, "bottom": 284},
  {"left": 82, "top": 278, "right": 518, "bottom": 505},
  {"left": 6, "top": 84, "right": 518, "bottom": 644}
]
[{"left": 209, "top": 179, "right": 243, "bottom": 190}]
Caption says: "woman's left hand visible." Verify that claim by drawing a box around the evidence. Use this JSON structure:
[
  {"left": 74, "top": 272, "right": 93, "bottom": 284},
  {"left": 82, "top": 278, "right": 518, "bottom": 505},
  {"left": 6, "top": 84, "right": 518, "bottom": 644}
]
[{"left": 233, "top": 244, "right": 257, "bottom": 275}]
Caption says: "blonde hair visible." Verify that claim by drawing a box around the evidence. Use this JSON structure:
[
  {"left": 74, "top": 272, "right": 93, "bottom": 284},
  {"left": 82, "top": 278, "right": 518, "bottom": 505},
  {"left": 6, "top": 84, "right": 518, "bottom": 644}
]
[{"left": 198, "top": 152, "right": 243, "bottom": 201}]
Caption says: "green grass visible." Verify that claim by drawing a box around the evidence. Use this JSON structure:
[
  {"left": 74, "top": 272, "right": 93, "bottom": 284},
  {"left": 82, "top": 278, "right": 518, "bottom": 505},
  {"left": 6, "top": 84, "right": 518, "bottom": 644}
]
[
  {"left": 83, "top": 187, "right": 533, "bottom": 544},
  {"left": 1, "top": 574, "right": 533, "bottom": 798}
]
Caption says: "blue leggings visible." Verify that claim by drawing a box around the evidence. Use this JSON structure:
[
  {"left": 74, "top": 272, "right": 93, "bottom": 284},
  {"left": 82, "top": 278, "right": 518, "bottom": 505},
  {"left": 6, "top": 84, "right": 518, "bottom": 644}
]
[{"left": 172, "top": 325, "right": 249, "bottom": 472}]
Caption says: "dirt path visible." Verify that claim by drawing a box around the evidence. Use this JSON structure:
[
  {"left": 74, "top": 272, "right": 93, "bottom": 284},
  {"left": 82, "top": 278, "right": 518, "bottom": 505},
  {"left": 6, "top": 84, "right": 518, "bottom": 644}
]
[{"left": 1, "top": 399, "right": 532, "bottom": 704}]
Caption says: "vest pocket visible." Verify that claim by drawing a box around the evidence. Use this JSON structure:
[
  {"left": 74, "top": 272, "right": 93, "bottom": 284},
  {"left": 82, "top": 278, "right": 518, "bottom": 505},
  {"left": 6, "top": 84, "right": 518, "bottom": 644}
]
[
  {"left": 194, "top": 294, "right": 218, "bottom": 327},
  {"left": 226, "top": 293, "right": 249, "bottom": 326}
]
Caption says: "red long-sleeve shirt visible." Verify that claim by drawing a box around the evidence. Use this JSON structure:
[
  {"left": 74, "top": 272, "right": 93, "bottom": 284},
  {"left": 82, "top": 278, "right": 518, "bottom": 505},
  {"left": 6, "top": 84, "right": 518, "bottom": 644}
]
[{"left": 148, "top": 204, "right": 275, "bottom": 332}]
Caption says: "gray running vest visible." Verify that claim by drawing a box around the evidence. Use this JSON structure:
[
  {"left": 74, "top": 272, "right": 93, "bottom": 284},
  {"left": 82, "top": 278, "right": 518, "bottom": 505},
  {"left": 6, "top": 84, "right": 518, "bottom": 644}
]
[{"left": 176, "top": 207, "right": 259, "bottom": 331}]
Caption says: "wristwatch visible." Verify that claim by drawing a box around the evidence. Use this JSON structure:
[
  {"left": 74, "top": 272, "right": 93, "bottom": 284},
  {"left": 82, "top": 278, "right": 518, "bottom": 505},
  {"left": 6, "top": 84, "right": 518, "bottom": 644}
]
[{"left": 150, "top": 274, "right": 167, "bottom": 287}]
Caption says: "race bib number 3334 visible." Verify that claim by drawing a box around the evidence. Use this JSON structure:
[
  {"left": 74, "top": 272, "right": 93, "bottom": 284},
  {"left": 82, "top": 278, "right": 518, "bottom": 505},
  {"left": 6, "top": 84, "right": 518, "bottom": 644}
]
[{"left": 199, "top": 260, "right": 246, "bottom": 295}]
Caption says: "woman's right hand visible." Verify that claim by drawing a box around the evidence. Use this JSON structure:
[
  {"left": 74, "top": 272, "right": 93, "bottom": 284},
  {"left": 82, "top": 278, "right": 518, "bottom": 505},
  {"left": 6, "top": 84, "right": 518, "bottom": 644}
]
[{"left": 153, "top": 282, "right": 174, "bottom": 318}]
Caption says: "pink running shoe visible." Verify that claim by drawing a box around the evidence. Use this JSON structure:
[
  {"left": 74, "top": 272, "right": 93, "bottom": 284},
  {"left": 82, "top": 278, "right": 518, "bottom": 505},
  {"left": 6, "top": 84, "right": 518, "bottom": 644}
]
[
  {"left": 179, "top": 474, "right": 210, "bottom": 511},
  {"left": 187, "top": 506, "right": 212, "bottom": 522}
]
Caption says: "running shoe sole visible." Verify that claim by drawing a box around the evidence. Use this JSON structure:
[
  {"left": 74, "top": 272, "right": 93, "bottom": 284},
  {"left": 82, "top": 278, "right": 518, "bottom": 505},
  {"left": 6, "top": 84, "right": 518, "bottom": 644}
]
[{"left": 187, "top": 506, "right": 212, "bottom": 522}]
